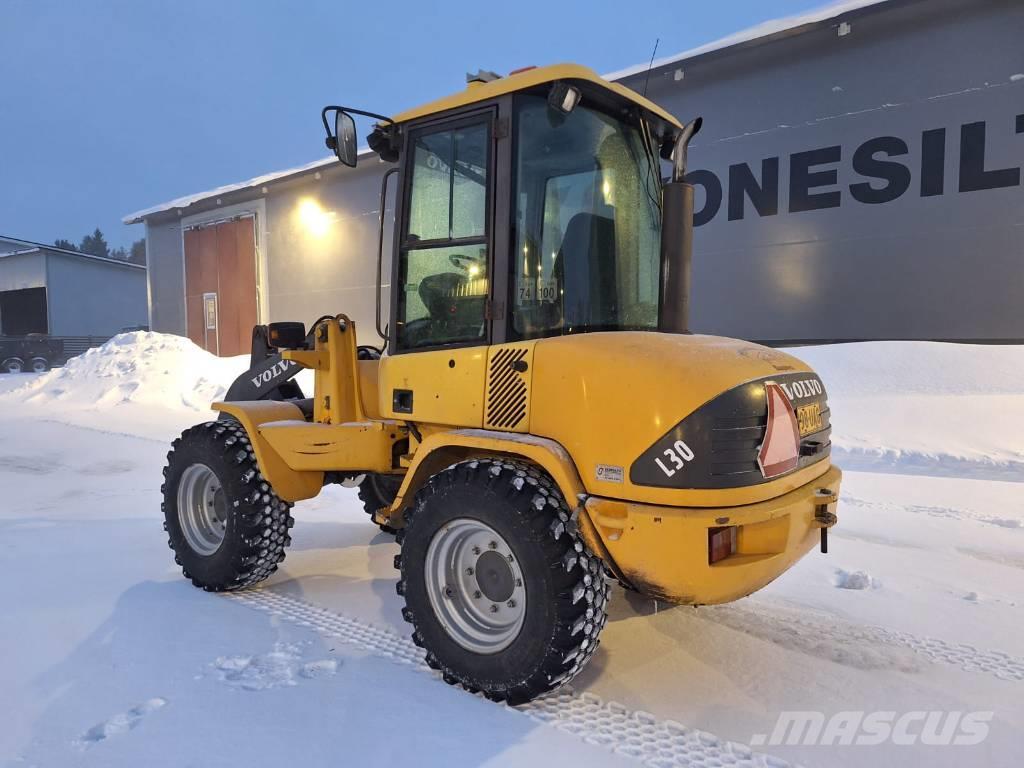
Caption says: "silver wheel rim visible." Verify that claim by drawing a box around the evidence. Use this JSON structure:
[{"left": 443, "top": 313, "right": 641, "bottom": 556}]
[
  {"left": 177, "top": 463, "right": 228, "bottom": 556},
  {"left": 424, "top": 518, "right": 526, "bottom": 654}
]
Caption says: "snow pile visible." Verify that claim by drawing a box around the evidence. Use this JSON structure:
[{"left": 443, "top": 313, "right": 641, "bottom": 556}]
[
  {"left": 787, "top": 341, "right": 1024, "bottom": 477},
  {"left": 8, "top": 332, "right": 248, "bottom": 415},
  {"left": 833, "top": 569, "right": 879, "bottom": 590}
]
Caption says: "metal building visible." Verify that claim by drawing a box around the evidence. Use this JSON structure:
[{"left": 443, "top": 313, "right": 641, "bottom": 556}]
[
  {"left": 0, "top": 235, "right": 148, "bottom": 337},
  {"left": 127, "top": 0, "right": 1024, "bottom": 352}
]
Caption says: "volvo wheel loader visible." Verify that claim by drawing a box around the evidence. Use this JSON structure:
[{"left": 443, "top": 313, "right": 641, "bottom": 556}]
[{"left": 162, "top": 64, "right": 841, "bottom": 704}]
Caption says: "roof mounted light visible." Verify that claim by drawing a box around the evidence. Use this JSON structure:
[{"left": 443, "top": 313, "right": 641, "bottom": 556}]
[{"left": 548, "top": 81, "right": 581, "bottom": 114}]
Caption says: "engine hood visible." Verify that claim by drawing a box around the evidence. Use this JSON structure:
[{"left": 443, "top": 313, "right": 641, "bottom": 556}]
[{"left": 528, "top": 332, "right": 832, "bottom": 507}]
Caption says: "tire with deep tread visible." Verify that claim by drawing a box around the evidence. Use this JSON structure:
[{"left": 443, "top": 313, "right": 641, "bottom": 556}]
[
  {"left": 357, "top": 473, "right": 403, "bottom": 534},
  {"left": 162, "top": 420, "right": 294, "bottom": 591},
  {"left": 395, "top": 457, "right": 610, "bottom": 704}
]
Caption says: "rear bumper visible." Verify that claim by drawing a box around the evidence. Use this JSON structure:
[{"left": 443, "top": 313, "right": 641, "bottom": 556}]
[{"left": 579, "top": 465, "right": 842, "bottom": 605}]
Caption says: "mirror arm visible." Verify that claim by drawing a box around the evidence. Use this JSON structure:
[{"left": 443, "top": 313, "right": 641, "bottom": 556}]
[{"left": 321, "top": 105, "right": 394, "bottom": 143}]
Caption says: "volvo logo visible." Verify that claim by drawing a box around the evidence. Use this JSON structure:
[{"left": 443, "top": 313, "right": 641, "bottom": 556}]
[
  {"left": 250, "top": 359, "right": 296, "bottom": 388},
  {"left": 779, "top": 378, "right": 824, "bottom": 401}
]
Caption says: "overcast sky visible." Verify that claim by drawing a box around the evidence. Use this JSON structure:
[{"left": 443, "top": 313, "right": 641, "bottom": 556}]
[{"left": 1, "top": 0, "right": 829, "bottom": 248}]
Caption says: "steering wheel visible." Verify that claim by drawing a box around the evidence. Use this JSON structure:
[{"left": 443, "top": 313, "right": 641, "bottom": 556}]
[{"left": 448, "top": 253, "right": 484, "bottom": 272}]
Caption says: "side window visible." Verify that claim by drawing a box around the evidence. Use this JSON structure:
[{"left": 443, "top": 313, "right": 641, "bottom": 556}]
[{"left": 398, "top": 120, "right": 490, "bottom": 350}]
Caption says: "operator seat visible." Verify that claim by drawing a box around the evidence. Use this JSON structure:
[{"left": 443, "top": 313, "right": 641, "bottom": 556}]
[
  {"left": 553, "top": 212, "right": 617, "bottom": 329},
  {"left": 406, "top": 271, "right": 469, "bottom": 346}
]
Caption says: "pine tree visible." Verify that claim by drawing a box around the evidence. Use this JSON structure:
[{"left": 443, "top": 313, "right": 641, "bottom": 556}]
[
  {"left": 129, "top": 238, "right": 146, "bottom": 265},
  {"left": 79, "top": 228, "right": 110, "bottom": 258},
  {"left": 54, "top": 238, "right": 78, "bottom": 251}
]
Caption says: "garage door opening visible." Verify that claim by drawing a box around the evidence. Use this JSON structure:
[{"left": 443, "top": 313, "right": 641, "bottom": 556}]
[
  {"left": 184, "top": 216, "right": 259, "bottom": 357},
  {"left": 0, "top": 287, "right": 48, "bottom": 336}
]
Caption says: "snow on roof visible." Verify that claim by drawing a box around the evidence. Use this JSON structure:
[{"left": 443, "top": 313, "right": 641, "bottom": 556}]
[
  {"left": 125, "top": 0, "right": 892, "bottom": 225},
  {"left": 0, "top": 235, "right": 147, "bottom": 269},
  {"left": 122, "top": 149, "right": 374, "bottom": 225},
  {"left": 604, "top": 0, "right": 891, "bottom": 80}
]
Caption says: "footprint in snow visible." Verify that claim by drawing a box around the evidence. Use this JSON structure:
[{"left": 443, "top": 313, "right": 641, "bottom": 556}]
[
  {"left": 981, "top": 517, "right": 1022, "bottom": 529},
  {"left": 74, "top": 698, "right": 166, "bottom": 749},
  {"left": 211, "top": 642, "right": 338, "bottom": 690}
]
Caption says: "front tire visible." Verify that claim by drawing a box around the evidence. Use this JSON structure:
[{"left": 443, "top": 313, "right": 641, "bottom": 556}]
[
  {"left": 396, "top": 458, "right": 610, "bottom": 704},
  {"left": 162, "top": 421, "right": 294, "bottom": 591}
]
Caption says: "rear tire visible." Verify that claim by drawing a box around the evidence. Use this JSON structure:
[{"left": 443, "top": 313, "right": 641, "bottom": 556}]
[
  {"left": 396, "top": 458, "right": 610, "bottom": 704},
  {"left": 162, "top": 420, "right": 294, "bottom": 591},
  {"left": 29, "top": 356, "right": 49, "bottom": 373},
  {"left": 2, "top": 357, "right": 24, "bottom": 374},
  {"left": 358, "top": 473, "right": 402, "bottom": 534}
]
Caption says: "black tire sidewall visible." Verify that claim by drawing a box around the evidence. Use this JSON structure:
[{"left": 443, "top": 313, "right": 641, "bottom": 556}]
[
  {"left": 164, "top": 426, "right": 261, "bottom": 589},
  {"left": 401, "top": 475, "right": 566, "bottom": 689}
]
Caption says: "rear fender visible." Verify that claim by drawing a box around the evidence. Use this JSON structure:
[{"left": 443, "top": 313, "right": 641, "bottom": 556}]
[
  {"left": 385, "top": 429, "right": 621, "bottom": 573},
  {"left": 212, "top": 401, "right": 324, "bottom": 502}
]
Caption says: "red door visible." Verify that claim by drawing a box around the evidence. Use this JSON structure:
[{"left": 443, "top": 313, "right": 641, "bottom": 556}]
[{"left": 184, "top": 217, "right": 259, "bottom": 356}]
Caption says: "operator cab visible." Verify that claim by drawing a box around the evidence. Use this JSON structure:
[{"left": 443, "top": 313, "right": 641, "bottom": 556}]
[{"left": 322, "top": 64, "right": 694, "bottom": 359}]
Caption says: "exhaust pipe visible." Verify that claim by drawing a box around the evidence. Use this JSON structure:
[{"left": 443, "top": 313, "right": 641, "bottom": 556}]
[{"left": 659, "top": 117, "right": 702, "bottom": 334}]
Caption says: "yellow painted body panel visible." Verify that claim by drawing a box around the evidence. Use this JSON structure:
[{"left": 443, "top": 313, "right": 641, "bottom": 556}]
[
  {"left": 378, "top": 347, "right": 487, "bottom": 426},
  {"left": 259, "top": 419, "right": 402, "bottom": 473},
  {"left": 357, "top": 360, "right": 382, "bottom": 419},
  {"left": 528, "top": 332, "right": 829, "bottom": 507},
  {"left": 581, "top": 466, "right": 842, "bottom": 604},
  {"left": 389, "top": 63, "right": 682, "bottom": 130}
]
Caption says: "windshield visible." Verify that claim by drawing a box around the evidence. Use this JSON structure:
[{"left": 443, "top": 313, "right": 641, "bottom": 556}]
[{"left": 511, "top": 94, "right": 662, "bottom": 339}]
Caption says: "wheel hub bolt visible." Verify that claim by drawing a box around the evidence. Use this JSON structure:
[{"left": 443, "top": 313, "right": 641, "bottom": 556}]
[
  {"left": 488, "top": 540, "right": 498, "bottom": 550},
  {"left": 489, "top": 604, "right": 499, "bottom": 613},
  {"left": 507, "top": 553, "right": 514, "bottom": 562},
  {"left": 444, "top": 585, "right": 453, "bottom": 598},
  {"left": 507, "top": 599, "right": 516, "bottom": 608},
  {"left": 473, "top": 590, "right": 482, "bottom": 599},
  {"left": 465, "top": 567, "right": 474, "bottom": 576},
  {"left": 471, "top": 546, "right": 481, "bottom": 555}
]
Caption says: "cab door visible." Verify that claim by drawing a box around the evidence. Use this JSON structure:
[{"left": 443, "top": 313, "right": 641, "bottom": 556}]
[{"left": 378, "top": 109, "right": 495, "bottom": 426}]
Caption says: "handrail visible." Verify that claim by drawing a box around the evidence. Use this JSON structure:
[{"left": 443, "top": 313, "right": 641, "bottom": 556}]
[{"left": 376, "top": 167, "right": 399, "bottom": 342}]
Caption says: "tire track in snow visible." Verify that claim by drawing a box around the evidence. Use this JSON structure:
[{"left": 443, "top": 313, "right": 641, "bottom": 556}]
[
  {"left": 700, "top": 603, "right": 1024, "bottom": 682},
  {"left": 228, "top": 589, "right": 795, "bottom": 768}
]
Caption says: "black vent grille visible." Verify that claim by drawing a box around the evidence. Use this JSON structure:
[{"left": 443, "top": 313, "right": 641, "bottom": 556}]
[
  {"left": 710, "top": 407, "right": 832, "bottom": 479},
  {"left": 486, "top": 348, "right": 528, "bottom": 429}
]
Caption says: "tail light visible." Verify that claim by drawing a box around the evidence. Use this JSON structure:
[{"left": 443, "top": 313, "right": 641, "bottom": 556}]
[
  {"left": 757, "top": 382, "right": 800, "bottom": 478},
  {"left": 709, "top": 526, "right": 738, "bottom": 564}
]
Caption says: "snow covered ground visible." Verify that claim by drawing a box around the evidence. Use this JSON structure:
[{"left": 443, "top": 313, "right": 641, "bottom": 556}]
[{"left": 0, "top": 333, "right": 1021, "bottom": 768}]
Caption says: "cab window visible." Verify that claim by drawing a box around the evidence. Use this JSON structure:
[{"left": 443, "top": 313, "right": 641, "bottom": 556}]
[
  {"left": 398, "top": 120, "right": 490, "bottom": 349},
  {"left": 511, "top": 95, "right": 662, "bottom": 340}
]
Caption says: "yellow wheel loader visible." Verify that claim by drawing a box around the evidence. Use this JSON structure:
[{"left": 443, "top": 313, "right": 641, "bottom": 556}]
[{"left": 162, "top": 64, "right": 841, "bottom": 704}]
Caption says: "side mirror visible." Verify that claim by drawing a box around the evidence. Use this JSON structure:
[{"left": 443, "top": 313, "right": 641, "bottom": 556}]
[
  {"left": 267, "top": 321, "right": 307, "bottom": 349},
  {"left": 334, "top": 111, "right": 358, "bottom": 167}
]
